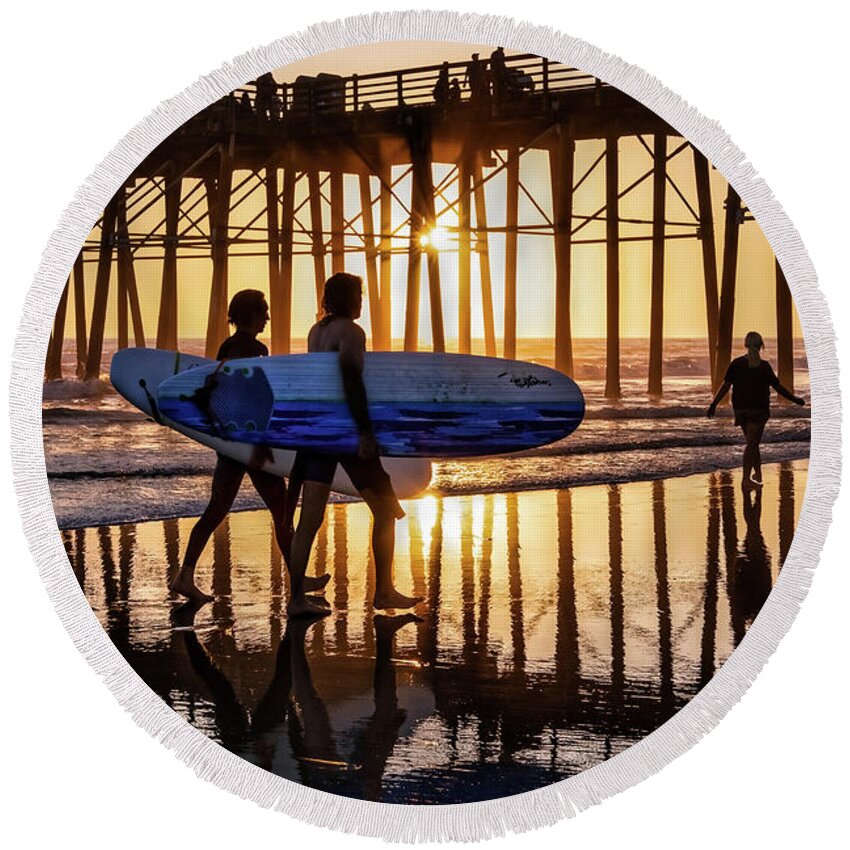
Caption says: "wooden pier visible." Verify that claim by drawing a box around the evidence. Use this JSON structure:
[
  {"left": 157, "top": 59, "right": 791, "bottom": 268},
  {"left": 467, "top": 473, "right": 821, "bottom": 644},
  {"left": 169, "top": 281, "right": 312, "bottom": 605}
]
[{"left": 46, "top": 52, "right": 795, "bottom": 398}]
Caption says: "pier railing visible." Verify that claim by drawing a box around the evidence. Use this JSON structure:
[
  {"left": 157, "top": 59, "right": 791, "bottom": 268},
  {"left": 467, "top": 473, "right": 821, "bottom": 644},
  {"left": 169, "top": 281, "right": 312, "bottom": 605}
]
[{"left": 218, "top": 53, "right": 602, "bottom": 126}]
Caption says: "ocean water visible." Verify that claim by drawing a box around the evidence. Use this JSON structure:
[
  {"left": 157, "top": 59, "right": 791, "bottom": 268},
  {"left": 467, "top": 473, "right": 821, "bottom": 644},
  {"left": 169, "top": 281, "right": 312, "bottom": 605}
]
[{"left": 44, "top": 337, "right": 810, "bottom": 529}]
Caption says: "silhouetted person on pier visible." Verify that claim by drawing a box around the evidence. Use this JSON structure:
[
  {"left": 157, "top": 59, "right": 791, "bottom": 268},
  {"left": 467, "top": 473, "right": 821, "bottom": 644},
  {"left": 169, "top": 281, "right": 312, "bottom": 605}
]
[
  {"left": 490, "top": 46, "right": 507, "bottom": 101},
  {"left": 238, "top": 90, "right": 253, "bottom": 117},
  {"left": 255, "top": 72, "right": 278, "bottom": 120},
  {"left": 170, "top": 290, "right": 328, "bottom": 603},
  {"left": 286, "top": 273, "right": 422, "bottom": 616},
  {"left": 464, "top": 53, "right": 488, "bottom": 101},
  {"left": 449, "top": 77, "right": 462, "bottom": 104},
  {"left": 432, "top": 62, "right": 450, "bottom": 105},
  {"left": 707, "top": 331, "right": 805, "bottom": 490}
]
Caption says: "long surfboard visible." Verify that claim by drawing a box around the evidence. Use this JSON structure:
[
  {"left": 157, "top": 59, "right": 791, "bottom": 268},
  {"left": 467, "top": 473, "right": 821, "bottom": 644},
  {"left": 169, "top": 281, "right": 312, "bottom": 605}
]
[
  {"left": 156, "top": 352, "right": 585, "bottom": 458},
  {"left": 109, "top": 348, "right": 433, "bottom": 499}
]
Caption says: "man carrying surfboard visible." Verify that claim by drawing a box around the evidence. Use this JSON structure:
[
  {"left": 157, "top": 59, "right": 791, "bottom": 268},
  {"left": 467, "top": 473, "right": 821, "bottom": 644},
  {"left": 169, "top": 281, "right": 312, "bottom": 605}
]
[
  {"left": 287, "top": 272, "right": 422, "bottom": 614},
  {"left": 170, "top": 289, "right": 330, "bottom": 604}
]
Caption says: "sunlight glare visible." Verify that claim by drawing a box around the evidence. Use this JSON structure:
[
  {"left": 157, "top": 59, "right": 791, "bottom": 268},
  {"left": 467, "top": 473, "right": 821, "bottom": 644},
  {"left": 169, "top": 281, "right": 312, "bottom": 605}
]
[{"left": 419, "top": 226, "right": 453, "bottom": 252}]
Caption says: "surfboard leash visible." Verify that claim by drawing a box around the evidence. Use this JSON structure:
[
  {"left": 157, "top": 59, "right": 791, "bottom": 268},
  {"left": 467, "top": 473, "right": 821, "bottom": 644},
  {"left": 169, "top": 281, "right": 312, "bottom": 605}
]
[{"left": 138, "top": 378, "right": 163, "bottom": 425}]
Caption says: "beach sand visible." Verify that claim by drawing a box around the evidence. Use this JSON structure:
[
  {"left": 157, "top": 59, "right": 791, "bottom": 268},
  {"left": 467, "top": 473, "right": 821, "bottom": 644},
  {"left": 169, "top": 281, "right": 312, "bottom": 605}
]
[{"left": 61, "top": 459, "right": 806, "bottom": 804}]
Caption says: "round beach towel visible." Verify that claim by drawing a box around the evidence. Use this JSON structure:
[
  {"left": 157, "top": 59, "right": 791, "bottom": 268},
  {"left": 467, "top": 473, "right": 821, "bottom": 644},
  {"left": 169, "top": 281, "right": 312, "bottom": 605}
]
[{"left": 11, "top": 10, "right": 841, "bottom": 842}]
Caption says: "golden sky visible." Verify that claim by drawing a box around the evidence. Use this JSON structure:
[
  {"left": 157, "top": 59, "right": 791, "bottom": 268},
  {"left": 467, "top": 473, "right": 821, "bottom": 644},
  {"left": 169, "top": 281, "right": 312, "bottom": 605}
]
[{"left": 73, "top": 41, "right": 800, "bottom": 346}]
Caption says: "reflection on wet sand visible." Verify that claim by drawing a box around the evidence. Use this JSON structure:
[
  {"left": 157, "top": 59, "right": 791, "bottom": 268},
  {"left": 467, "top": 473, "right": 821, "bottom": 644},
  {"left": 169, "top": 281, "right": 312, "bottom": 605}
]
[{"left": 63, "top": 460, "right": 806, "bottom": 804}]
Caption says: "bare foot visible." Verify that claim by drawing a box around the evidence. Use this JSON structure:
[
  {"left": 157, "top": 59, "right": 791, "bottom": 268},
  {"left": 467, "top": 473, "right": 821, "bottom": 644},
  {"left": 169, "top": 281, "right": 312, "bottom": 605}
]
[
  {"left": 306, "top": 594, "right": 331, "bottom": 609},
  {"left": 287, "top": 595, "right": 332, "bottom": 618},
  {"left": 171, "top": 599, "right": 206, "bottom": 628},
  {"left": 302, "top": 574, "right": 331, "bottom": 593},
  {"left": 374, "top": 612, "right": 422, "bottom": 639},
  {"left": 170, "top": 575, "right": 214, "bottom": 603},
  {"left": 373, "top": 589, "right": 423, "bottom": 611}
]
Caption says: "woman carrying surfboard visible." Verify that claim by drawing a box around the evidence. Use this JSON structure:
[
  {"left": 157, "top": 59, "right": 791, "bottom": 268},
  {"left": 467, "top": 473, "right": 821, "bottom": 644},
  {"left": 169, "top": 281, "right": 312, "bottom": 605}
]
[
  {"left": 287, "top": 273, "right": 422, "bottom": 614},
  {"left": 170, "top": 290, "right": 330, "bottom": 604},
  {"left": 707, "top": 331, "right": 805, "bottom": 490}
]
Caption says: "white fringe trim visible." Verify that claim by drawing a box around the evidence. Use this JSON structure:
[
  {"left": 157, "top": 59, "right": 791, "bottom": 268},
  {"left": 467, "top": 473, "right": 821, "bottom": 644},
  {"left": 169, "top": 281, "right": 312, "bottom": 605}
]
[{"left": 8, "top": 10, "right": 842, "bottom": 842}]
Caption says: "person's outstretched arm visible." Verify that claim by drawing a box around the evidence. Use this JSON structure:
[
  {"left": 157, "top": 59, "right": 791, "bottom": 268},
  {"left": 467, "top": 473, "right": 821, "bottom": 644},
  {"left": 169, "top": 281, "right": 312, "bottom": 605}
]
[
  {"left": 769, "top": 366, "right": 806, "bottom": 405},
  {"left": 338, "top": 325, "right": 378, "bottom": 459},
  {"left": 774, "top": 382, "right": 805, "bottom": 405},
  {"left": 707, "top": 381, "right": 731, "bottom": 417}
]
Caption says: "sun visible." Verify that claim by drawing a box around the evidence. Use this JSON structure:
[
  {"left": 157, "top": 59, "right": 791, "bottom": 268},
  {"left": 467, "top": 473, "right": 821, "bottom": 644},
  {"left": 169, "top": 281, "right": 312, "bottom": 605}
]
[{"left": 419, "top": 226, "right": 454, "bottom": 252}]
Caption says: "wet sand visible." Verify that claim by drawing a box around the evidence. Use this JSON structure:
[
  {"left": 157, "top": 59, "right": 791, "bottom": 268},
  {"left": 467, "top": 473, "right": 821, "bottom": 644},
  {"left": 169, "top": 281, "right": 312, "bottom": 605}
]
[{"left": 62, "top": 460, "right": 806, "bottom": 804}]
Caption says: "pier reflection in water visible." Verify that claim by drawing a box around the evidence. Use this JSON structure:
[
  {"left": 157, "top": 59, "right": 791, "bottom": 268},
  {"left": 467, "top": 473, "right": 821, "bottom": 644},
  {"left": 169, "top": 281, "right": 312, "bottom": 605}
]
[{"left": 63, "top": 461, "right": 805, "bottom": 803}]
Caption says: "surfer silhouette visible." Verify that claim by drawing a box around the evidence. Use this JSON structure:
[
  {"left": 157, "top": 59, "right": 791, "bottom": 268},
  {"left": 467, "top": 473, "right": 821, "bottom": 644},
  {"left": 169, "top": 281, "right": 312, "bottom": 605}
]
[
  {"left": 286, "top": 273, "right": 423, "bottom": 615},
  {"left": 707, "top": 331, "right": 805, "bottom": 490},
  {"left": 170, "top": 290, "right": 329, "bottom": 603}
]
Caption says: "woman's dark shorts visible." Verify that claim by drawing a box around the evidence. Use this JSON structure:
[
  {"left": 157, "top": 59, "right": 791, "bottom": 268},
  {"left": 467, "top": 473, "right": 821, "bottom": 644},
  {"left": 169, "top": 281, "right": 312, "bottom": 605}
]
[{"left": 734, "top": 407, "right": 770, "bottom": 428}]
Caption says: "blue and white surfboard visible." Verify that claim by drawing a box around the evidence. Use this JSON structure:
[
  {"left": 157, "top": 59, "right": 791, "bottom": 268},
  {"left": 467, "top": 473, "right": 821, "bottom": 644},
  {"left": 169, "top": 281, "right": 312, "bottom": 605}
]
[{"left": 156, "top": 352, "right": 585, "bottom": 458}]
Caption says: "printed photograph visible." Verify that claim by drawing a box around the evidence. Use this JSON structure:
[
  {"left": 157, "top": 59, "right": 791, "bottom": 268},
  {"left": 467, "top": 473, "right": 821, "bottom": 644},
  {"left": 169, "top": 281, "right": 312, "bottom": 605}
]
[{"left": 43, "top": 41, "right": 809, "bottom": 803}]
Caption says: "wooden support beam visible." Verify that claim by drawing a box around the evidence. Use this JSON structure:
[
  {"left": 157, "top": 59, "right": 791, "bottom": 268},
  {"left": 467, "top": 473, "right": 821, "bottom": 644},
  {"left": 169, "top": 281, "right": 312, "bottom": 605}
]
[
  {"left": 551, "top": 127, "right": 575, "bottom": 376},
  {"left": 157, "top": 172, "right": 180, "bottom": 349},
  {"left": 406, "top": 127, "right": 445, "bottom": 352},
  {"left": 700, "top": 475, "right": 721, "bottom": 685},
  {"left": 85, "top": 196, "right": 118, "bottom": 380},
  {"left": 775, "top": 259, "right": 795, "bottom": 398},
  {"left": 265, "top": 160, "right": 283, "bottom": 353},
  {"left": 693, "top": 148, "right": 719, "bottom": 379},
  {"left": 117, "top": 186, "right": 145, "bottom": 349},
  {"left": 605, "top": 136, "right": 621, "bottom": 400},
  {"left": 652, "top": 479, "right": 674, "bottom": 711},
  {"left": 425, "top": 247, "right": 445, "bottom": 352},
  {"left": 713, "top": 184, "right": 742, "bottom": 389},
  {"left": 330, "top": 170, "right": 345, "bottom": 274},
  {"left": 276, "top": 160, "right": 296, "bottom": 354},
  {"left": 648, "top": 133, "right": 667, "bottom": 397},
  {"left": 422, "top": 183, "right": 445, "bottom": 354},
  {"left": 608, "top": 484, "right": 625, "bottom": 700},
  {"left": 116, "top": 240, "right": 128, "bottom": 351},
  {"left": 359, "top": 173, "right": 383, "bottom": 350},
  {"left": 46, "top": 277, "right": 69, "bottom": 381},
  {"left": 378, "top": 165, "right": 393, "bottom": 350},
  {"left": 472, "top": 155, "right": 497, "bottom": 357},
  {"left": 404, "top": 168, "right": 423, "bottom": 351},
  {"left": 554, "top": 488, "right": 579, "bottom": 690},
  {"left": 204, "top": 146, "right": 233, "bottom": 357},
  {"left": 504, "top": 147, "right": 520, "bottom": 360},
  {"left": 308, "top": 170, "right": 327, "bottom": 314},
  {"left": 403, "top": 212, "right": 422, "bottom": 351},
  {"left": 458, "top": 158, "right": 472, "bottom": 354},
  {"left": 72, "top": 252, "right": 87, "bottom": 379},
  {"left": 202, "top": 179, "right": 220, "bottom": 354},
  {"left": 778, "top": 462, "right": 795, "bottom": 565},
  {"left": 506, "top": 492, "right": 526, "bottom": 674},
  {"left": 126, "top": 261, "right": 145, "bottom": 348},
  {"left": 460, "top": 501, "right": 476, "bottom": 659}
]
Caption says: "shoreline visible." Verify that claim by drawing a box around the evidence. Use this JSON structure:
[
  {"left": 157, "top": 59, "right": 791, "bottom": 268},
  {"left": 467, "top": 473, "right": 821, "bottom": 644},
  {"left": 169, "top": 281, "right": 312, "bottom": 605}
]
[{"left": 49, "top": 446, "right": 809, "bottom": 530}]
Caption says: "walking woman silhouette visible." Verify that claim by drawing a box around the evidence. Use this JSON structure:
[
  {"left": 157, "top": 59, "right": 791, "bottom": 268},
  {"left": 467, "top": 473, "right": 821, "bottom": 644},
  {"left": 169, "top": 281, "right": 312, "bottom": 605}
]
[{"left": 707, "top": 331, "right": 805, "bottom": 489}]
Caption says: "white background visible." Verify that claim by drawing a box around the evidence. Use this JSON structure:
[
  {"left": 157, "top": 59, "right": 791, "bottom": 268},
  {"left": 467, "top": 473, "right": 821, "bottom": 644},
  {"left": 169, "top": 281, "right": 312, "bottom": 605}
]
[{"left": 1, "top": 2, "right": 847, "bottom": 847}]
